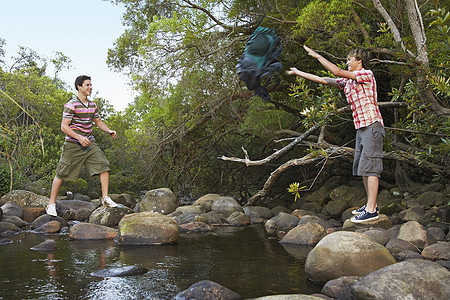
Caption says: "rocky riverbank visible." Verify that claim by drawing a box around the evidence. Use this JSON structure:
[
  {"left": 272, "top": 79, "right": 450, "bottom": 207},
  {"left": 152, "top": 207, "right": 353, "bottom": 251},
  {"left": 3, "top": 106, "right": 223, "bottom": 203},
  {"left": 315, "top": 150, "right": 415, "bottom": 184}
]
[{"left": 0, "top": 178, "right": 449, "bottom": 299}]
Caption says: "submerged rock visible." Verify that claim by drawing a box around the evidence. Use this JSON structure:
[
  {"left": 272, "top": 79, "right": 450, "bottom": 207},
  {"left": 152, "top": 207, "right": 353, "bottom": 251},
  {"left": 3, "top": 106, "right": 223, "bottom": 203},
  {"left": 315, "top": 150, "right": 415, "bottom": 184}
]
[
  {"left": 179, "top": 221, "right": 213, "bottom": 233},
  {"left": 31, "top": 239, "right": 58, "bottom": 252},
  {"left": 174, "top": 280, "right": 241, "bottom": 300},
  {"left": 90, "top": 265, "right": 148, "bottom": 277},
  {"left": 69, "top": 222, "right": 118, "bottom": 240}
]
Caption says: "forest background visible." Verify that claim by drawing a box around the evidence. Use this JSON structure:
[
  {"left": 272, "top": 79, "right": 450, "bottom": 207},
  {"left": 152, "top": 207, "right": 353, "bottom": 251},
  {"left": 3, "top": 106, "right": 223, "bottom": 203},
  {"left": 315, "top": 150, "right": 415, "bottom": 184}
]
[{"left": 0, "top": 0, "right": 449, "bottom": 204}]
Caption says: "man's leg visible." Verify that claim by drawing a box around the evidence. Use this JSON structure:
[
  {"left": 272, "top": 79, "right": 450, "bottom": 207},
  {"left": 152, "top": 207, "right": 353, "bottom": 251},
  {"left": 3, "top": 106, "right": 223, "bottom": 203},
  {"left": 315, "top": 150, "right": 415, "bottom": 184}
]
[
  {"left": 363, "top": 175, "right": 378, "bottom": 213},
  {"left": 99, "top": 171, "right": 117, "bottom": 207},
  {"left": 49, "top": 177, "right": 63, "bottom": 205},
  {"left": 46, "top": 176, "right": 63, "bottom": 216},
  {"left": 99, "top": 171, "right": 109, "bottom": 200}
]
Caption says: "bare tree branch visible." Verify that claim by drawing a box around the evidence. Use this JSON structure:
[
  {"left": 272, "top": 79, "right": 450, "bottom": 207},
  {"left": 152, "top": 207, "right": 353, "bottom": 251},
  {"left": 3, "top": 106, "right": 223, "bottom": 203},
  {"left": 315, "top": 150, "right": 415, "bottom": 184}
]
[
  {"left": 245, "top": 143, "right": 354, "bottom": 206},
  {"left": 219, "top": 124, "right": 321, "bottom": 166}
]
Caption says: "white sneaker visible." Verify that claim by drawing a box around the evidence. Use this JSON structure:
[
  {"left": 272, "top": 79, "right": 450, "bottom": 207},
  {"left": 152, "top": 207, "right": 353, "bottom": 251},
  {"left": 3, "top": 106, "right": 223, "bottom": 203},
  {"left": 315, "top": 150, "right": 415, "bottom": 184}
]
[
  {"left": 102, "top": 196, "right": 118, "bottom": 208},
  {"left": 46, "top": 204, "right": 57, "bottom": 216}
]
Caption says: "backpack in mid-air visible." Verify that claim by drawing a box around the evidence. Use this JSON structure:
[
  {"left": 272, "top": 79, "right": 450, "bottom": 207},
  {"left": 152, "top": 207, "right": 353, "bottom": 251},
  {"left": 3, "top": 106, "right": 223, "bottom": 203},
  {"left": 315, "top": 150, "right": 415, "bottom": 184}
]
[{"left": 236, "top": 26, "right": 282, "bottom": 100}]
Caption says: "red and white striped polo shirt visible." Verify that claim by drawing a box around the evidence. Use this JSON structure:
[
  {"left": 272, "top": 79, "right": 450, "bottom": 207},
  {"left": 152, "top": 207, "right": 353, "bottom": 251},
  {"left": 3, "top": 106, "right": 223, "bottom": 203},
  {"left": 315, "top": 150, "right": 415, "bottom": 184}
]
[
  {"left": 336, "top": 68, "right": 384, "bottom": 129},
  {"left": 62, "top": 98, "right": 100, "bottom": 143}
]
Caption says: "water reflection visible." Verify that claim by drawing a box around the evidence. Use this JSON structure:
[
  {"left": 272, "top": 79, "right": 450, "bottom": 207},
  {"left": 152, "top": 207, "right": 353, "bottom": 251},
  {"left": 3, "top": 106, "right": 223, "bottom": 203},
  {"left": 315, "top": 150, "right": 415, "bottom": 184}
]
[{"left": 0, "top": 226, "right": 322, "bottom": 299}]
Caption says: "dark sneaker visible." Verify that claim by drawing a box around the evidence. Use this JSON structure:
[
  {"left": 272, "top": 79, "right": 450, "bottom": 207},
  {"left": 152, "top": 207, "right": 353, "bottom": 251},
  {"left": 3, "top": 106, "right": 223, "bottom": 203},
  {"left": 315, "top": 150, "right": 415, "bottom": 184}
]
[
  {"left": 351, "top": 209, "right": 379, "bottom": 223},
  {"left": 352, "top": 205, "right": 379, "bottom": 215}
]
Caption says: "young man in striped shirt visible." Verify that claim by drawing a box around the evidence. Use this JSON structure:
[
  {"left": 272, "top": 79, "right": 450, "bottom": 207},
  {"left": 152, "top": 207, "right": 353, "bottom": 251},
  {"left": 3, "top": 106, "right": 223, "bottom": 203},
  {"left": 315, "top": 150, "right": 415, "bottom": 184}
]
[
  {"left": 287, "top": 46, "right": 384, "bottom": 223},
  {"left": 46, "top": 75, "right": 118, "bottom": 216}
]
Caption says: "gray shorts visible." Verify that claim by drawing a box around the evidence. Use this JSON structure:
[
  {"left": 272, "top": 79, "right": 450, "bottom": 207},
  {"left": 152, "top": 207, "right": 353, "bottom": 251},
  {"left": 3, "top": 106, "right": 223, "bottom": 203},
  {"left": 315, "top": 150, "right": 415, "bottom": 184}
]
[
  {"left": 353, "top": 122, "right": 385, "bottom": 177},
  {"left": 55, "top": 142, "right": 110, "bottom": 181}
]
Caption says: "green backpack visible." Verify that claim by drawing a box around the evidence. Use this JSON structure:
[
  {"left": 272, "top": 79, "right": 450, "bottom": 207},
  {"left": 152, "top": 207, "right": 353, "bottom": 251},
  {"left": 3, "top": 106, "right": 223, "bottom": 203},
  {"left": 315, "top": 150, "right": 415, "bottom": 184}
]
[{"left": 236, "top": 26, "right": 282, "bottom": 100}]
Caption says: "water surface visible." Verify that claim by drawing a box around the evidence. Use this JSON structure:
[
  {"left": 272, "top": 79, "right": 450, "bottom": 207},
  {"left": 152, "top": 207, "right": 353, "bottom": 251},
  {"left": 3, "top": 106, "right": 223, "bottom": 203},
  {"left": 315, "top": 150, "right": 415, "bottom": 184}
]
[{"left": 0, "top": 226, "right": 322, "bottom": 299}]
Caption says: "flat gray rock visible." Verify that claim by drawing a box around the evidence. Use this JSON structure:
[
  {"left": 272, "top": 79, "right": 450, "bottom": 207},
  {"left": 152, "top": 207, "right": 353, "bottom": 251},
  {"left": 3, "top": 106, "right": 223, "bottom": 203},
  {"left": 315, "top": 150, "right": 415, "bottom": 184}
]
[{"left": 90, "top": 265, "right": 148, "bottom": 277}]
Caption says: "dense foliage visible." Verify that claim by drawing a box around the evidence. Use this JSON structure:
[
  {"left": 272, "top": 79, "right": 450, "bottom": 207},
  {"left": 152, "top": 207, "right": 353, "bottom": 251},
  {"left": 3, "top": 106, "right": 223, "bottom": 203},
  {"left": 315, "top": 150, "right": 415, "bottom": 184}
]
[{"left": 1, "top": 0, "right": 449, "bottom": 200}]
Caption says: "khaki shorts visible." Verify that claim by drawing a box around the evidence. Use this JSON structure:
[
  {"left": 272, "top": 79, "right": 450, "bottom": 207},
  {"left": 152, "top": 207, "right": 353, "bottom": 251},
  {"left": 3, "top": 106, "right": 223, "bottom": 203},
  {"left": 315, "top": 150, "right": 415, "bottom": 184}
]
[
  {"left": 55, "top": 142, "right": 110, "bottom": 181},
  {"left": 353, "top": 121, "right": 385, "bottom": 177}
]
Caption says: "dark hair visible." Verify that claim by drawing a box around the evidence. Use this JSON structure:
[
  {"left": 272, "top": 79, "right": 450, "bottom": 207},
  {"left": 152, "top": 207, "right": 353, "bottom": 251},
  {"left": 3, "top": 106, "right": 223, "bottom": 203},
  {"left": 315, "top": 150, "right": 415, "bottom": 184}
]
[
  {"left": 74, "top": 75, "right": 91, "bottom": 90},
  {"left": 347, "top": 49, "right": 371, "bottom": 69}
]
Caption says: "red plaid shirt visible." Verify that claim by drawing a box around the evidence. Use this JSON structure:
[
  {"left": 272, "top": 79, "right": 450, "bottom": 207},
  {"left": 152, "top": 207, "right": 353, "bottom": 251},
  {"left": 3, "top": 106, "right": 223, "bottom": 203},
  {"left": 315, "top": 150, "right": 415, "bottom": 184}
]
[{"left": 336, "top": 68, "right": 384, "bottom": 129}]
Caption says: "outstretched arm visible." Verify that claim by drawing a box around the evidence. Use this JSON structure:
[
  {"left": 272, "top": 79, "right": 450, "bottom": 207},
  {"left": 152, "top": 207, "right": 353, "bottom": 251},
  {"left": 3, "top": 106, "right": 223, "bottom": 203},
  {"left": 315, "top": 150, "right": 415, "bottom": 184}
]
[
  {"left": 303, "top": 45, "right": 356, "bottom": 80},
  {"left": 286, "top": 67, "right": 339, "bottom": 87}
]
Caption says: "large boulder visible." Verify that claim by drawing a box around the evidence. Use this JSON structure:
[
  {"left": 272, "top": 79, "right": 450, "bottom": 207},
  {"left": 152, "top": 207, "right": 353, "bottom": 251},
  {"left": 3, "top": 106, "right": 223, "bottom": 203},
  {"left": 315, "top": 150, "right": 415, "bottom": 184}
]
[
  {"left": 55, "top": 200, "right": 98, "bottom": 221},
  {"left": 138, "top": 188, "right": 179, "bottom": 215},
  {"left": 0, "top": 190, "right": 48, "bottom": 207},
  {"left": 210, "top": 196, "right": 243, "bottom": 218},
  {"left": 1, "top": 216, "right": 28, "bottom": 228},
  {"left": 89, "top": 205, "right": 133, "bottom": 227},
  {"left": 362, "top": 228, "right": 391, "bottom": 246},
  {"left": 109, "top": 193, "right": 137, "bottom": 209},
  {"left": 416, "top": 191, "right": 447, "bottom": 207},
  {"left": 174, "top": 280, "right": 241, "bottom": 300},
  {"left": 397, "top": 221, "right": 428, "bottom": 249},
  {"left": 297, "top": 215, "right": 329, "bottom": 230},
  {"left": 266, "top": 212, "right": 299, "bottom": 232},
  {"left": 193, "top": 193, "right": 221, "bottom": 212},
  {"left": 280, "top": 222, "right": 326, "bottom": 245},
  {"left": 68, "top": 222, "right": 118, "bottom": 240},
  {"left": 350, "top": 259, "right": 450, "bottom": 300},
  {"left": 243, "top": 206, "right": 273, "bottom": 220},
  {"left": 398, "top": 207, "right": 425, "bottom": 222},
  {"left": 324, "top": 200, "right": 350, "bottom": 218},
  {"left": 329, "top": 186, "right": 366, "bottom": 208},
  {"left": 1, "top": 201, "right": 24, "bottom": 218},
  {"left": 305, "top": 231, "right": 396, "bottom": 283},
  {"left": 175, "top": 205, "right": 205, "bottom": 215},
  {"left": 118, "top": 212, "right": 179, "bottom": 245},
  {"left": 421, "top": 242, "right": 450, "bottom": 261},
  {"left": 226, "top": 211, "right": 250, "bottom": 227},
  {"left": 0, "top": 221, "right": 22, "bottom": 236}
]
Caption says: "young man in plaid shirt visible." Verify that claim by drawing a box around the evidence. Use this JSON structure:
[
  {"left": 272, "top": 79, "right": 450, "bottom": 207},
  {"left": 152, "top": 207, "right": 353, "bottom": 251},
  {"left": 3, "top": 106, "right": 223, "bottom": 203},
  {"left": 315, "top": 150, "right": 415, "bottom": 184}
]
[{"left": 287, "top": 46, "right": 384, "bottom": 223}]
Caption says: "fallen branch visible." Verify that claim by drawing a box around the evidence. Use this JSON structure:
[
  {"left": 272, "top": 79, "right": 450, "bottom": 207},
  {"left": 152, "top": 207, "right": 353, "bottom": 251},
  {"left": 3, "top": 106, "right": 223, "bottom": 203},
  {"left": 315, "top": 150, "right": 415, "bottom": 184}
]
[
  {"left": 245, "top": 144, "right": 354, "bottom": 206},
  {"left": 219, "top": 124, "right": 321, "bottom": 166}
]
